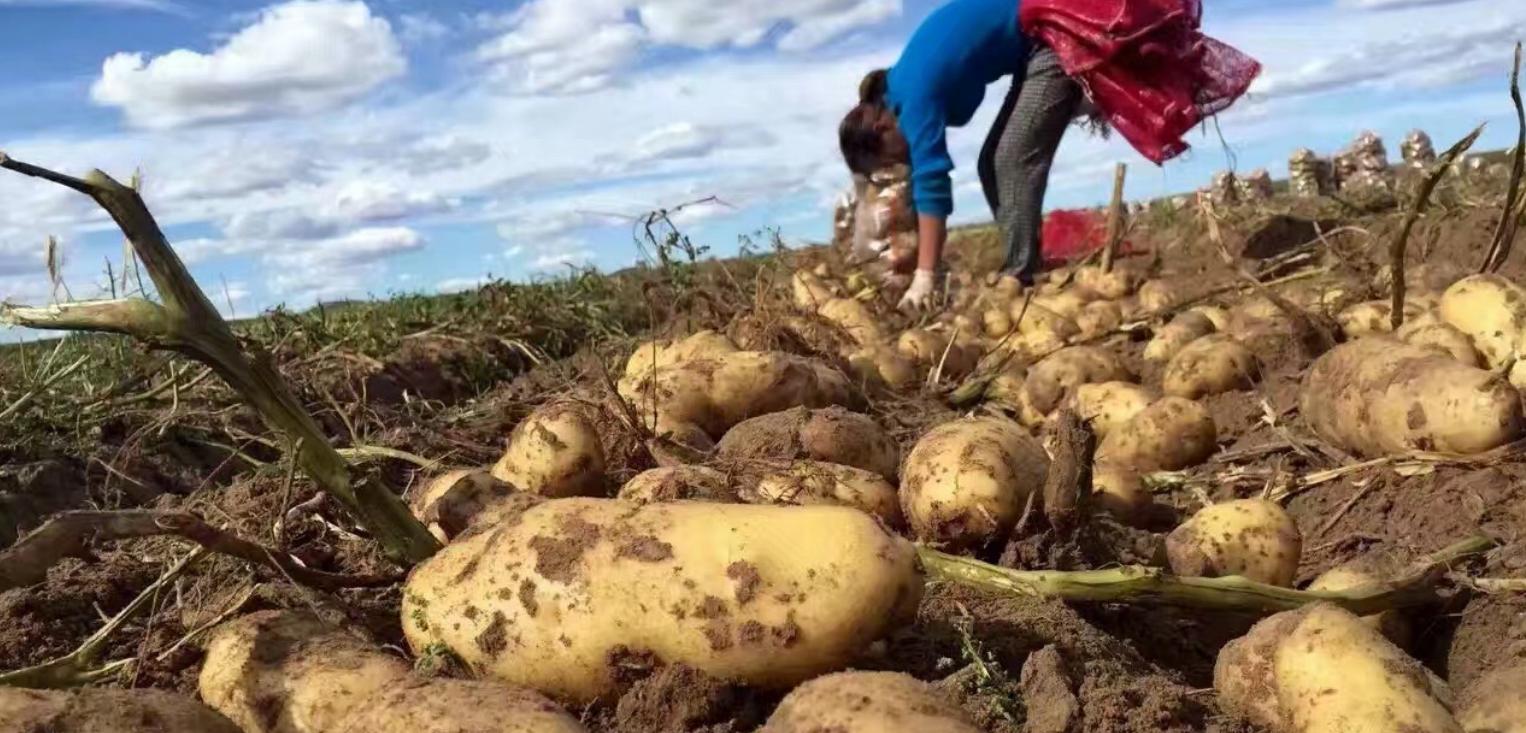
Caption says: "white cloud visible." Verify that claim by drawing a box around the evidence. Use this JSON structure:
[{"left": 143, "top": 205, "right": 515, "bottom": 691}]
[
  {"left": 1338, "top": 0, "right": 1472, "bottom": 8},
  {"left": 0, "top": 0, "right": 181, "bottom": 9},
  {"left": 397, "top": 12, "right": 450, "bottom": 43},
  {"left": 635, "top": 0, "right": 900, "bottom": 50},
  {"left": 90, "top": 0, "right": 406, "bottom": 128},
  {"left": 627, "top": 121, "right": 778, "bottom": 164}
]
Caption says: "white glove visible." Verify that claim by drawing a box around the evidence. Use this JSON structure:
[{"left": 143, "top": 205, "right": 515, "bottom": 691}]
[{"left": 897, "top": 268, "right": 941, "bottom": 311}]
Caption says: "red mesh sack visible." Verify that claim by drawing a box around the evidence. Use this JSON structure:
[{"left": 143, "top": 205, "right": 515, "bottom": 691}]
[
  {"left": 1021, "top": 0, "right": 1261, "bottom": 164},
  {"left": 1041, "top": 208, "right": 1134, "bottom": 266}
]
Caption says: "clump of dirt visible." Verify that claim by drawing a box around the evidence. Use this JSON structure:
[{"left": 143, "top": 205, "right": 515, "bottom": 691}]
[
  {"left": 1432, "top": 593, "right": 1526, "bottom": 693},
  {"left": 608, "top": 664, "right": 767, "bottom": 733},
  {"left": 0, "top": 554, "right": 156, "bottom": 670}
]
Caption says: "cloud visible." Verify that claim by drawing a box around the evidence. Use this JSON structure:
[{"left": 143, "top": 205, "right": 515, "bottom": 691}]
[
  {"left": 262, "top": 226, "right": 425, "bottom": 303},
  {"left": 477, "top": 0, "right": 901, "bottom": 93},
  {"left": 397, "top": 12, "right": 450, "bottom": 44},
  {"left": 90, "top": 0, "right": 406, "bottom": 129},
  {"left": 1338, "top": 0, "right": 1473, "bottom": 9},
  {"left": 627, "top": 121, "right": 778, "bottom": 164},
  {"left": 0, "top": 0, "right": 182, "bottom": 10},
  {"left": 217, "top": 179, "right": 452, "bottom": 245}
]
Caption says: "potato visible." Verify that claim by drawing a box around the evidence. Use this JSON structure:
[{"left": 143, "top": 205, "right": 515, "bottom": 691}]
[
  {"left": 1020, "top": 346, "right": 1131, "bottom": 425},
  {"left": 1012, "top": 301, "right": 1080, "bottom": 342},
  {"left": 1439, "top": 274, "right": 1526, "bottom": 387},
  {"left": 818, "top": 297, "right": 882, "bottom": 345},
  {"left": 1165, "top": 499, "right": 1301, "bottom": 586},
  {"left": 1300, "top": 338, "right": 1523, "bottom": 457},
  {"left": 1097, "top": 397, "right": 1216, "bottom": 472},
  {"left": 1308, "top": 552, "right": 1411, "bottom": 647},
  {"left": 1074, "top": 265, "right": 1140, "bottom": 300},
  {"left": 1215, "top": 608, "right": 1306, "bottom": 730},
  {"left": 897, "top": 328, "right": 977, "bottom": 378},
  {"left": 1161, "top": 334, "right": 1260, "bottom": 399},
  {"left": 491, "top": 402, "right": 606, "bottom": 498},
  {"left": 762, "top": 671, "right": 981, "bottom": 732},
  {"left": 1075, "top": 300, "right": 1123, "bottom": 339},
  {"left": 846, "top": 345, "right": 919, "bottom": 391},
  {"left": 1337, "top": 299, "right": 1428, "bottom": 339},
  {"left": 747, "top": 460, "right": 902, "bottom": 526},
  {"left": 200, "top": 610, "right": 411, "bottom": 733},
  {"left": 0, "top": 687, "right": 242, "bottom": 733},
  {"left": 618, "top": 465, "right": 736, "bottom": 504},
  {"left": 410, "top": 469, "right": 518, "bottom": 542},
  {"left": 624, "top": 330, "right": 737, "bottom": 379},
  {"left": 1136, "top": 279, "right": 1181, "bottom": 313},
  {"left": 1069, "top": 382, "right": 1154, "bottom": 439},
  {"left": 336, "top": 679, "right": 586, "bottom": 733},
  {"left": 1194, "top": 305, "right": 1231, "bottom": 331},
  {"left": 1090, "top": 463, "right": 1151, "bottom": 526},
  {"left": 620, "top": 351, "right": 853, "bottom": 438},
  {"left": 200, "top": 611, "right": 585, "bottom": 733},
  {"left": 1276, "top": 603, "right": 1461, "bottom": 733},
  {"left": 1396, "top": 315, "right": 1481, "bottom": 367},
  {"left": 402, "top": 499, "right": 922, "bottom": 704},
  {"left": 791, "top": 270, "right": 836, "bottom": 310},
  {"left": 716, "top": 407, "right": 898, "bottom": 481},
  {"left": 982, "top": 307, "right": 1014, "bottom": 338},
  {"left": 900, "top": 417, "right": 1050, "bottom": 550},
  {"left": 1033, "top": 290, "right": 1090, "bottom": 320},
  {"left": 1458, "top": 663, "right": 1526, "bottom": 733},
  {"left": 1144, "top": 310, "right": 1218, "bottom": 363}
]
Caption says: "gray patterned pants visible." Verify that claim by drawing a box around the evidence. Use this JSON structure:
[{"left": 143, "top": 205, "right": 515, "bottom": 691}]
[{"left": 978, "top": 46, "right": 1081, "bottom": 285}]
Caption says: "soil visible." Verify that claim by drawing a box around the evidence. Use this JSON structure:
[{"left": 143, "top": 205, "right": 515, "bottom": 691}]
[{"left": 3, "top": 173, "right": 1526, "bottom": 732}]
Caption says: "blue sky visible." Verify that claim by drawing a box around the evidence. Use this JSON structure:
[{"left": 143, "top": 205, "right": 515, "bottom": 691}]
[{"left": 0, "top": 0, "right": 1524, "bottom": 325}]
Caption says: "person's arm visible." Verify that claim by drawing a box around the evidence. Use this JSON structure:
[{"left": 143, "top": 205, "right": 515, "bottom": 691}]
[{"left": 894, "top": 94, "right": 954, "bottom": 309}]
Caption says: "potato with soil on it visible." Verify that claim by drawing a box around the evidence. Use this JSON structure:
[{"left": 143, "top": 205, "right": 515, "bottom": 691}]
[
  {"left": 1395, "top": 315, "right": 1481, "bottom": 367},
  {"left": 982, "top": 306, "right": 1014, "bottom": 338},
  {"left": 896, "top": 328, "right": 977, "bottom": 379},
  {"left": 200, "top": 610, "right": 586, "bottom": 733},
  {"left": 1161, "top": 334, "right": 1260, "bottom": 399},
  {"left": 620, "top": 351, "right": 854, "bottom": 438},
  {"left": 791, "top": 270, "right": 837, "bottom": 310},
  {"left": 715, "top": 406, "right": 898, "bottom": 481},
  {"left": 1015, "top": 346, "right": 1131, "bottom": 427},
  {"left": 624, "top": 330, "right": 737, "bottom": 379},
  {"left": 1165, "top": 498, "right": 1301, "bottom": 586},
  {"left": 1096, "top": 396, "right": 1217, "bottom": 473},
  {"left": 1135, "top": 279, "right": 1182, "bottom": 313},
  {"left": 1300, "top": 337, "right": 1524, "bottom": 458},
  {"left": 1439, "top": 274, "right": 1526, "bottom": 389},
  {"left": 1074, "top": 264, "right": 1140, "bottom": 300},
  {"left": 1276, "top": 603, "right": 1461, "bottom": 733},
  {"left": 401, "top": 498, "right": 923, "bottom": 704},
  {"left": 817, "top": 297, "right": 883, "bottom": 345},
  {"left": 761, "top": 671, "right": 981, "bottom": 732},
  {"left": 491, "top": 401, "right": 606, "bottom": 498},
  {"left": 743, "top": 460, "right": 902, "bottom": 526},
  {"left": 1067, "top": 381, "right": 1154, "bottom": 439},
  {"left": 1032, "top": 289, "right": 1091, "bottom": 320},
  {"left": 410, "top": 468, "right": 521, "bottom": 542},
  {"left": 1336, "top": 299, "right": 1428, "bottom": 339},
  {"left": 1143, "top": 309, "right": 1219, "bottom": 363},
  {"left": 618, "top": 465, "right": 736, "bottom": 504},
  {"left": 1458, "top": 663, "right": 1526, "bottom": 733},
  {"left": 1075, "top": 299, "right": 1124, "bottom": 339},
  {"left": 899, "top": 416, "right": 1050, "bottom": 550},
  {"left": 1011, "top": 300, "right": 1080, "bottom": 344},
  {"left": 1308, "top": 552, "right": 1412, "bottom": 647},
  {"left": 1089, "top": 463, "right": 1152, "bottom": 526},
  {"left": 1215, "top": 608, "right": 1306, "bottom": 730},
  {"left": 0, "top": 687, "right": 242, "bottom": 733},
  {"left": 846, "top": 345, "right": 919, "bottom": 391}
]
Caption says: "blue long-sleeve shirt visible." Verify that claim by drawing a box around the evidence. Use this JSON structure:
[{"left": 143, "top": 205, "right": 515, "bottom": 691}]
[{"left": 886, "top": 0, "right": 1029, "bottom": 217}]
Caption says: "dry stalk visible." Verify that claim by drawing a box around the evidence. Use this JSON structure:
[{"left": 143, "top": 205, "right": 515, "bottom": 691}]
[
  {"left": 1391, "top": 125, "right": 1485, "bottom": 329},
  {"left": 1482, "top": 43, "right": 1526, "bottom": 274},
  {"left": 0, "top": 152, "right": 439, "bottom": 563},
  {"left": 1101, "top": 163, "right": 1128, "bottom": 273}
]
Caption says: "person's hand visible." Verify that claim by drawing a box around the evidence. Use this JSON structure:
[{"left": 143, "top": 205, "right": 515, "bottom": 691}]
[{"left": 897, "top": 269, "right": 941, "bottom": 311}]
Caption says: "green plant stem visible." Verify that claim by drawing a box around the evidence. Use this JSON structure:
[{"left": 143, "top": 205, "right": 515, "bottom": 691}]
[{"left": 918, "top": 535, "right": 1493, "bottom": 615}]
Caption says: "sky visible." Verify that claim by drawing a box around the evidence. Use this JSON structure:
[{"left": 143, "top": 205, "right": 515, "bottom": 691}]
[{"left": 0, "top": 0, "right": 1524, "bottom": 327}]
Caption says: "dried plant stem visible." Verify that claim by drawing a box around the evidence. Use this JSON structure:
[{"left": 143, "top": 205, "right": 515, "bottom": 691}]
[
  {"left": 1391, "top": 125, "right": 1485, "bottom": 329},
  {"left": 1101, "top": 163, "right": 1127, "bottom": 273},
  {"left": 1483, "top": 43, "right": 1526, "bottom": 274}
]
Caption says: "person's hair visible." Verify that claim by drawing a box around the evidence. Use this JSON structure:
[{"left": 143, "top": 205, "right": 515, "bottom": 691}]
[{"left": 839, "top": 69, "right": 908, "bottom": 175}]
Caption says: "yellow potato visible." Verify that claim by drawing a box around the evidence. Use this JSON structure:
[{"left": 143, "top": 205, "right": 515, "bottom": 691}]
[
  {"left": 1438, "top": 274, "right": 1526, "bottom": 378},
  {"left": 410, "top": 468, "right": 518, "bottom": 542},
  {"left": 818, "top": 297, "right": 882, "bottom": 345},
  {"left": 1192, "top": 305, "right": 1231, "bottom": 331},
  {"left": 1161, "top": 334, "right": 1260, "bottom": 399},
  {"left": 0, "top": 687, "right": 241, "bottom": 733},
  {"left": 402, "top": 499, "right": 922, "bottom": 704},
  {"left": 896, "top": 328, "right": 976, "bottom": 379},
  {"left": 846, "top": 345, "right": 919, "bottom": 391},
  {"left": 624, "top": 330, "right": 737, "bottom": 379},
  {"left": 747, "top": 460, "right": 902, "bottom": 527},
  {"left": 1215, "top": 608, "right": 1306, "bottom": 730},
  {"left": 491, "top": 402, "right": 606, "bottom": 498},
  {"left": 900, "top": 417, "right": 1049, "bottom": 550},
  {"left": 1337, "top": 299, "right": 1427, "bottom": 339},
  {"left": 1032, "top": 290, "right": 1090, "bottom": 320},
  {"left": 1136, "top": 279, "right": 1181, "bottom": 313},
  {"left": 1301, "top": 338, "right": 1523, "bottom": 457},
  {"left": 1075, "top": 300, "right": 1124, "bottom": 339},
  {"left": 1090, "top": 463, "right": 1151, "bottom": 526},
  {"left": 762, "top": 671, "right": 981, "bottom": 732},
  {"left": 1096, "top": 397, "right": 1217, "bottom": 472},
  {"left": 1074, "top": 265, "right": 1140, "bottom": 300},
  {"left": 1012, "top": 301, "right": 1081, "bottom": 342},
  {"left": 620, "top": 351, "right": 853, "bottom": 438},
  {"left": 1165, "top": 499, "right": 1301, "bottom": 586},
  {"left": 618, "top": 465, "right": 736, "bottom": 504},
  {"left": 1144, "top": 310, "right": 1218, "bottom": 363},
  {"left": 791, "top": 270, "right": 836, "bottom": 310},
  {"left": 337, "top": 679, "right": 587, "bottom": 733},
  {"left": 1020, "top": 346, "right": 1131, "bottom": 425},
  {"left": 982, "top": 307, "right": 1014, "bottom": 338},
  {"left": 1068, "top": 382, "right": 1154, "bottom": 439},
  {"left": 1395, "top": 315, "right": 1481, "bottom": 367},
  {"left": 1458, "top": 663, "right": 1526, "bottom": 733},
  {"left": 1308, "top": 552, "right": 1412, "bottom": 648},
  {"left": 1275, "top": 604, "right": 1461, "bottom": 733},
  {"left": 716, "top": 406, "right": 899, "bottom": 481}
]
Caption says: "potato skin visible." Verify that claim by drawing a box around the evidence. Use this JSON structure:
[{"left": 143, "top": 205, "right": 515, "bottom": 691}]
[
  {"left": 1069, "top": 382, "right": 1154, "bottom": 439},
  {"left": 618, "top": 466, "right": 737, "bottom": 504},
  {"left": 1144, "top": 310, "right": 1217, "bottom": 363},
  {"left": 1075, "top": 300, "right": 1124, "bottom": 339},
  {"left": 846, "top": 346, "right": 919, "bottom": 391},
  {"left": 410, "top": 469, "right": 517, "bottom": 542},
  {"left": 1136, "top": 279, "right": 1180, "bottom": 313},
  {"left": 1165, "top": 499, "right": 1301, "bottom": 586},
  {"left": 620, "top": 351, "right": 854, "bottom": 438},
  {"left": 200, "top": 611, "right": 411, "bottom": 733},
  {"left": 1074, "top": 265, "right": 1139, "bottom": 300},
  {"left": 1438, "top": 274, "right": 1526, "bottom": 374},
  {"left": 1022, "top": 346, "right": 1132, "bottom": 422},
  {"left": 900, "top": 417, "right": 1050, "bottom": 550},
  {"left": 1097, "top": 397, "right": 1216, "bottom": 473},
  {"left": 745, "top": 460, "right": 903, "bottom": 526},
  {"left": 1395, "top": 316, "right": 1480, "bottom": 367},
  {"left": 1308, "top": 552, "right": 1412, "bottom": 647},
  {"left": 624, "top": 330, "right": 737, "bottom": 379},
  {"left": 818, "top": 297, "right": 883, "bottom": 346},
  {"left": 715, "top": 407, "right": 899, "bottom": 481},
  {"left": 896, "top": 329, "right": 977, "bottom": 379},
  {"left": 1090, "top": 463, "right": 1151, "bottom": 526},
  {"left": 1300, "top": 338, "right": 1524, "bottom": 457},
  {"left": 335, "top": 679, "right": 586, "bottom": 733},
  {"left": 1275, "top": 604, "right": 1462, "bottom": 733},
  {"left": 1458, "top": 663, "right": 1526, "bottom": 733},
  {"left": 491, "top": 402, "right": 606, "bottom": 498},
  {"left": 0, "top": 687, "right": 242, "bottom": 733},
  {"left": 401, "top": 499, "right": 923, "bottom": 704},
  {"left": 761, "top": 671, "right": 981, "bottom": 732},
  {"left": 1161, "top": 334, "right": 1260, "bottom": 399},
  {"left": 791, "top": 271, "right": 837, "bottom": 310},
  {"left": 1214, "top": 608, "right": 1306, "bottom": 730}
]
